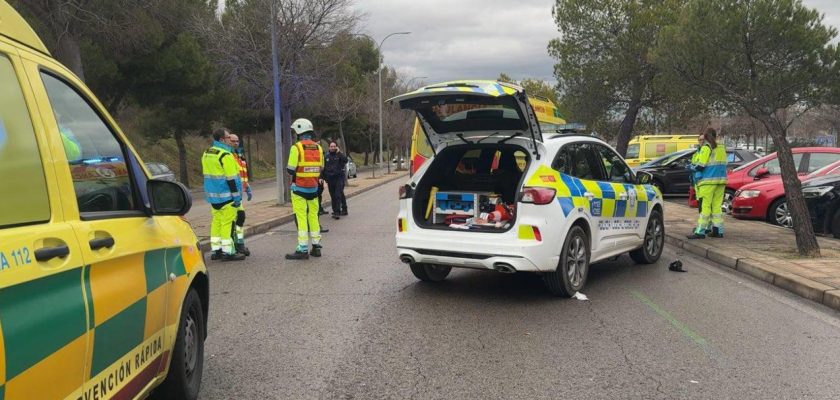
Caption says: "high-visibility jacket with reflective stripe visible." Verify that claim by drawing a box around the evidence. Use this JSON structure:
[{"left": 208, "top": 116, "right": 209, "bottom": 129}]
[
  {"left": 288, "top": 139, "right": 324, "bottom": 189},
  {"left": 695, "top": 144, "right": 728, "bottom": 186},
  {"left": 233, "top": 151, "right": 249, "bottom": 191},
  {"left": 202, "top": 141, "right": 242, "bottom": 205}
]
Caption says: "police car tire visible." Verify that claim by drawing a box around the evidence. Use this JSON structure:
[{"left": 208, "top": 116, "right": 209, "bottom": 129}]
[
  {"left": 154, "top": 289, "right": 205, "bottom": 400},
  {"left": 630, "top": 209, "right": 664, "bottom": 264},
  {"left": 544, "top": 226, "right": 589, "bottom": 297},
  {"left": 410, "top": 263, "right": 451, "bottom": 282}
]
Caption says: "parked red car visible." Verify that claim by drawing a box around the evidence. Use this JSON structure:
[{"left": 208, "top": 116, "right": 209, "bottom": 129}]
[
  {"left": 688, "top": 147, "right": 840, "bottom": 212},
  {"left": 731, "top": 160, "right": 840, "bottom": 226}
]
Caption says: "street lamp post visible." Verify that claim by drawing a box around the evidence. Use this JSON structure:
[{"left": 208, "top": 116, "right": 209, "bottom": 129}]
[
  {"left": 270, "top": 0, "right": 286, "bottom": 205},
  {"left": 377, "top": 31, "right": 410, "bottom": 176}
]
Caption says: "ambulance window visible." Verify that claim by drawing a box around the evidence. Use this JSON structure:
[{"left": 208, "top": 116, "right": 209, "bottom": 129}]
[
  {"left": 40, "top": 72, "right": 139, "bottom": 216},
  {"left": 0, "top": 55, "right": 51, "bottom": 228},
  {"left": 626, "top": 144, "right": 640, "bottom": 159}
]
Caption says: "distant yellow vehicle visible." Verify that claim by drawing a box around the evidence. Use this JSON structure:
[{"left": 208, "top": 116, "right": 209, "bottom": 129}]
[
  {"left": 0, "top": 3, "right": 208, "bottom": 400},
  {"left": 409, "top": 93, "right": 566, "bottom": 175},
  {"left": 624, "top": 134, "right": 700, "bottom": 167}
]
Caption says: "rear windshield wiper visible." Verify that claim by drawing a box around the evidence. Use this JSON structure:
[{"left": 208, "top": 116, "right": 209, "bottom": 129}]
[
  {"left": 476, "top": 131, "right": 503, "bottom": 143},
  {"left": 455, "top": 133, "right": 473, "bottom": 145},
  {"left": 498, "top": 132, "right": 522, "bottom": 144}
]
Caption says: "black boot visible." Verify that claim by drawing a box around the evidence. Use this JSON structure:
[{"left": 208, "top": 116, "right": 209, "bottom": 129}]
[
  {"left": 310, "top": 244, "right": 322, "bottom": 257},
  {"left": 210, "top": 250, "right": 223, "bottom": 261},
  {"left": 221, "top": 252, "right": 246, "bottom": 261},
  {"left": 709, "top": 227, "right": 724, "bottom": 238},
  {"left": 285, "top": 250, "right": 310, "bottom": 260},
  {"left": 331, "top": 213, "right": 340, "bottom": 220},
  {"left": 236, "top": 243, "right": 251, "bottom": 256},
  {"left": 686, "top": 231, "right": 706, "bottom": 240},
  {"left": 340, "top": 209, "right": 348, "bottom": 216}
]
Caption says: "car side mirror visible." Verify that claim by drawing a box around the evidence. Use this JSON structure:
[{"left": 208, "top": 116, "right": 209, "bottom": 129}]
[
  {"left": 636, "top": 171, "right": 653, "bottom": 185},
  {"left": 148, "top": 179, "right": 192, "bottom": 216},
  {"left": 754, "top": 167, "right": 769, "bottom": 180}
]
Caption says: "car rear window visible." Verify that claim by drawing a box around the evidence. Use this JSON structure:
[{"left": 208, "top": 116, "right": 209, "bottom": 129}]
[{"left": 413, "top": 95, "right": 528, "bottom": 134}]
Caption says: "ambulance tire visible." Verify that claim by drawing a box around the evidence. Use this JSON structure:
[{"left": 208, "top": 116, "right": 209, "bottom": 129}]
[
  {"left": 630, "top": 209, "right": 664, "bottom": 264},
  {"left": 409, "top": 263, "right": 451, "bottom": 282},
  {"left": 544, "top": 226, "right": 589, "bottom": 297},
  {"left": 154, "top": 289, "right": 205, "bottom": 400}
]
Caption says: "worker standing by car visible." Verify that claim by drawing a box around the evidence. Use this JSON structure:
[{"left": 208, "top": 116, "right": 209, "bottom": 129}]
[
  {"left": 286, "top": 118, "right": 325, "bottom": 259},
  {"left": 229, "top": 133, "right": 252, "bottom": 256},
  {"left": 324, "top": 141, "right": 349, "bottom": 219},
  {"left": 688, "top": 133, "right": 706, "bottom": 223},
  {"left": 687, "top": 128, "right": 728, "bottom": 239},
  {"left": 202, "top": 128, "right": 246, "bottom": 261}
]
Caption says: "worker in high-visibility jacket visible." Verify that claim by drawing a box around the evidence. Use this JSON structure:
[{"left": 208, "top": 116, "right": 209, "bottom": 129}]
[
  {"left": 202, "top": 128, "right": 246, "bottom": 261},
  {"left": 229, "top": 134, "right": 252, "bottom": 256},
  {"left": 286, "top": 118, "right": 325, "bottom": 260},
  {"left": 687, "top": 128, "right": 728, "bottom": 239}
]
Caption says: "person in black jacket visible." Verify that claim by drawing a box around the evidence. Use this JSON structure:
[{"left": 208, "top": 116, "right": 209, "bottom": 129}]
[{"left": 324, "top": 141, "right": 349, "bottom": 219}]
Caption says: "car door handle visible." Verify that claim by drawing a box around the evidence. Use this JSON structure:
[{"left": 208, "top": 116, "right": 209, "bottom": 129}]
[
  {"left": 619, "top": 192, "right": 628, "bottom": 200},
  {"left": 35, "top": 245, "right": 70, "bottom": 262},
  {"left": 89, "top": 237, "right": 115, "bottom": 250},
  {"left": 583, "top": 192, "right": 595, "bottom": 200}
]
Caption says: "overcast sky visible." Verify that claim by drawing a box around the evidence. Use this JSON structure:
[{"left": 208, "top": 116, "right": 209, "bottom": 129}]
[{"left": 352, "top": 0, "right": 840, "bottom": 87}]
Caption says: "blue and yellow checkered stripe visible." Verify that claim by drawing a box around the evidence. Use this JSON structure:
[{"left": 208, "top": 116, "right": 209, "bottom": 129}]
[
  {"left": 0, "top": 247, "right": 192, "bottom": 400},
  {"left": 527, "top": 165, "right": 659, "bottom": 218}
]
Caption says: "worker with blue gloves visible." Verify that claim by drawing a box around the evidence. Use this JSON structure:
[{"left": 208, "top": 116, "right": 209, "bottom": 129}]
[
  {"left": 230, "top": 134, "right": 252, "bottom": 256},
  {"left": 687, "top": 128, "right": 728, "bottom": 239}
]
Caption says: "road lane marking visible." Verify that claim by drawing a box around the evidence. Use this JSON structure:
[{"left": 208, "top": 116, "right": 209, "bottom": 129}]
[{"left": 630, "top": 289, "right": 713, "bottom": 355}]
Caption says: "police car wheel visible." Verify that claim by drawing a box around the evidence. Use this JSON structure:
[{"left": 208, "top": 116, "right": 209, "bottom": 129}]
[
  {"left": 630, "top": 209, "right": 664, "bottom": 264},
  {"left": 544, "top": 226, "right": 590, "bottom": 297},
  {"left": 409, "top": 263, "right": 451, "bottom": 282},
  {"left": 154, "top": 289, "right": 205, "bottom": 400}
]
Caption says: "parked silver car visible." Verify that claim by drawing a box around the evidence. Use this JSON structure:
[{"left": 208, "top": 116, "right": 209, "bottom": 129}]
[
  {"left": 346, "top": 157, "right": 358, "bottom": 178},
  {"left": 146, "top": 162, "right": 177, "bottom": 181}
]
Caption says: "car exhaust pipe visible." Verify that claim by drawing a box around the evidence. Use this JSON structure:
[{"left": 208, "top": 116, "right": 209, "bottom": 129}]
[
  {"left": 493, "top": 263, "right": 516, "bottom": 274},
  {"left": 400, "top": 255, "right": 415, "bottom": 264}
]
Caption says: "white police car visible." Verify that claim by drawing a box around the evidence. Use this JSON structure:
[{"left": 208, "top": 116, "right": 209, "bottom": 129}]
[{"left": 391, "top": 81, "right": 664, "bottom": 296}]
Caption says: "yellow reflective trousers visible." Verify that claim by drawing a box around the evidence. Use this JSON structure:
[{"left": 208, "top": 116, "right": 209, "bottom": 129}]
[{"left": 292, "top": 192, "right": 321, "bottom": 251}]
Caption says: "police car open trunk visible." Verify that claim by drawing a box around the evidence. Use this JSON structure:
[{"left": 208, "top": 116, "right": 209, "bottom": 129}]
[
  {"left": 389, "top": 80, "right": 542, "bottom": 232},
  {"left": 409, "top": 143, "right": 531, "bottom": 232}
]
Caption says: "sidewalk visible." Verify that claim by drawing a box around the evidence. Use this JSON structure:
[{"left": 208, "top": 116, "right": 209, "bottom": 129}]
[
  {"left": 187, "top": 169, "right": 407, "bottom": 251},
  {"left": 663, "top": 201, "right": 840, "bottom": 311}
]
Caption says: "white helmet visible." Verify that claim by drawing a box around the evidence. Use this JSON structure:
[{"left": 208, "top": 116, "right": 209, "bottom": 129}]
[{"left": 291, "top": 118, "right": 314, "bottom": 135}]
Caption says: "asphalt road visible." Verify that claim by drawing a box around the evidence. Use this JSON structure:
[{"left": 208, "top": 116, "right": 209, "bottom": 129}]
[{"left": 200, "top": 179, "right": 840, "bottom": 399}]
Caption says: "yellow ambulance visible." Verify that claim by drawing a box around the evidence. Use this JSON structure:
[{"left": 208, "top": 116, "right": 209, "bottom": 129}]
[
  {"left": 624, "top": 134, "right": 700, "bottom": 167},
  {"left": 0, "top": 3, "right": 208, "bottom": 399},
  {"left": 409, "top": 94, "right": 567, "bottom": 175}
]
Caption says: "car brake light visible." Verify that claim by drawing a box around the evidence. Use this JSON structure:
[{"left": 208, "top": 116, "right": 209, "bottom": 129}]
[{"left": 520, "top": 187, "right": 556, "bottom": 205}]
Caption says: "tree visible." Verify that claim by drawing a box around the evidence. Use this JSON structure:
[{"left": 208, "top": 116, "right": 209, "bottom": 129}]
[
  {"left": 656, "top": 0, "right": 840, "bottom": 257},
  {"left": 548, "top": 0, "right": 680, "bottom": 155},
  {"left": 10, "top": 0, "right": 169, "bottom": 81},
  {"left": 199, "top": 0, "right": 361, "bottom": 194}
]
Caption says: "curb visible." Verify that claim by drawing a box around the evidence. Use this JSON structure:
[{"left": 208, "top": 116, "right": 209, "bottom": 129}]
[
  {"left": 197, "top": 172, "right": 407, "bottom": 253},
  {"left": 665, "top": 232, "right": 840, "bottom": 312}
]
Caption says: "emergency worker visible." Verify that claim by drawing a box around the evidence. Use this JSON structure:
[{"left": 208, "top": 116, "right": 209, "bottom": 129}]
[
  {"left": 202, "top": 128, "right": 245, "bottom": 261},
  {"left": 688, "top": 134, "right": 706, "bottom": 225},
  {"left": 687, "top": 128, "right": 728, "bottom": 239},
  {"left": 229, "top": 134, "right": 252, "bottom": 256},
  {"left": 285, "top": 118, "right": 325, "bottom": 260}
]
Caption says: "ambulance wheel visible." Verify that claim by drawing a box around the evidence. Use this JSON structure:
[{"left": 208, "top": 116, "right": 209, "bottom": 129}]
[
  {"left": 544, "top": 226, "right": 590, "bottom": 297},
  {"left": 630, "top": 209, "right": 664, "bottom": 264},
  {"left": 410, "top": 263, "right": 451, "bottom": 282},
  {"left": 154, "top": 289, "right": 205, "bottom": 400}
]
